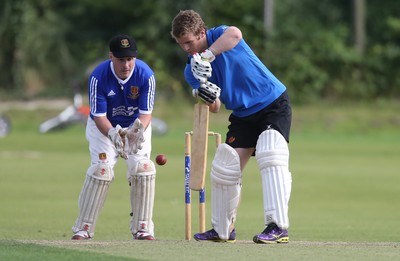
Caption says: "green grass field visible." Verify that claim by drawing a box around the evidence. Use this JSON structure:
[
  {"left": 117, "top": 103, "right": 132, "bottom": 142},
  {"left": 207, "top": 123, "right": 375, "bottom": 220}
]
[{"left": 0, "top": 100, "right": 399, "bottom": 260}]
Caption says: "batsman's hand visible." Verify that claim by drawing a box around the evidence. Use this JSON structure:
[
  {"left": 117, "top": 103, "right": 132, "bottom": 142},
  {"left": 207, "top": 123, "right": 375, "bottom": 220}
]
[
  {"left": 191, "top": 53, "right": 212, "bottom": 83},
  {"left": 192, "top": 81, "right": 221, "bottom": 104},
  {"left": 200, "top": 49, "right": 216, "bottom": 63},
  {"left": 125, "top": 118, "right": 145, "bottom": 155},
  {"left": 108, "top": 125, "right": 128, "bottom": 159}
]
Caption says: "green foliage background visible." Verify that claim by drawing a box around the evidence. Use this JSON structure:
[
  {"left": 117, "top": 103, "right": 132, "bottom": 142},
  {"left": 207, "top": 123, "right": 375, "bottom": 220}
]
[{"left": 1, "top": 0, "right": 399, "bottom": 102}]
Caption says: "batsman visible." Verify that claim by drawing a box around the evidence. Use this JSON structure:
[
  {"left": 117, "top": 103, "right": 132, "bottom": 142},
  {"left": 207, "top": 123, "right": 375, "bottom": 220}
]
[
  {"left": 171, "top": 10, "right": 293, "bottom": 243},
  {"left": 71, "top": 34, "right": 157, "bottom": 240}
]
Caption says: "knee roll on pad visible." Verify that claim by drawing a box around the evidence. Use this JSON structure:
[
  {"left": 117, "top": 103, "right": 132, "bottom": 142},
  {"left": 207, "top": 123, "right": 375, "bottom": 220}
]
[
  {"left": 256, "top": 129, "right": 292, "bottom": 229},
  {"left": 210, "top": 144, "right": 242, "bottom": 240},
  {"left": 211, "top": 144, "right": 242, "bottom": 185},
  {"left": 127, "top": 158, "right": 156, "bottom": 182},
  {"left": 87, "top": 161, "right": 114, "bottom": 181},
  {"left": 128, "top": 159, "right": 156, "bottom": 236},
  {"left": 256, "top": 129, "right": 289, "bottom": 168},
  {"left": 72, "top": 162, "right": 113, "bottom": 237}
]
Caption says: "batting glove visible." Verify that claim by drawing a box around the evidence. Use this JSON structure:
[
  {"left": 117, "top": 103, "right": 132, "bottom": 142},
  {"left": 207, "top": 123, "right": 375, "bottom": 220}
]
[
  {"left": 193, "top": 81, "right": 221, "bottom": 104},
  {"left": 108, "top": 125, "right": 128, "bottom": 159},
  {"left": 200, "top": 49, "right": 216, "bottom": 63},
  {"left": 191, "top": 53, "right": 212, "bottom": 83}
]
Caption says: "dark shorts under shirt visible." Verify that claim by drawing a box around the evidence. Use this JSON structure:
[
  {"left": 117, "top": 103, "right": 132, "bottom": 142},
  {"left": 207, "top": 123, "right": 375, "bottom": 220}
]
[{"left": 226, "top": 90, "right": 292, "bottom": 150}]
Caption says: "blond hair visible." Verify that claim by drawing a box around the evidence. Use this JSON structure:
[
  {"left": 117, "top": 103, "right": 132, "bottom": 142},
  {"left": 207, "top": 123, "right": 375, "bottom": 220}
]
[{"left": 171, "top": 10, "right": 207, "bottom": 39}]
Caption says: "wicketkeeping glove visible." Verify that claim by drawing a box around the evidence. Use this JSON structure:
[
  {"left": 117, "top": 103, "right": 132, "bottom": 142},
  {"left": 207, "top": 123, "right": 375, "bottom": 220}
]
[
  {"left": 192, "top": 81, "right": 221, "bottom": 104},
  {"left": 108, "top": 125, "right": 128, "bottom": 159},
  {"left": 125, "top": 118, "right": 145, "bottom": 155},
  {"left": 191, "top": 53, "right": 212, "bottom": 83}
]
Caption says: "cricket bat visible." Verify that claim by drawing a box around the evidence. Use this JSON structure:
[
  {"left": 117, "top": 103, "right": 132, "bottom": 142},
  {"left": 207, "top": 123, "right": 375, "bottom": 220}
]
[{"left": 189, "top": 101, "right": 209, "bottom": 191}]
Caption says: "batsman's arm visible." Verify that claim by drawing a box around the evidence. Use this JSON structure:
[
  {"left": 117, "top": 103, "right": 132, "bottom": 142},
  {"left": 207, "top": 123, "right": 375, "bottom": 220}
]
[{"left": 207, "top": 26, "right": 242, "bottom": 55}]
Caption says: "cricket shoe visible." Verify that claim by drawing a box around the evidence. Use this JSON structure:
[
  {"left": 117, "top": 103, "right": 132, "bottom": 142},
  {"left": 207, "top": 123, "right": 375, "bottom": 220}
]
[
  {"left": 71, "top": 230, "right": 91, "bottom": 240},
  {"left": 253, "top": 223, "right": 289, "bottom": 244},
  {"left": 194, "top": 228, "right": 236, "bottom": 243},
  {"left": 133, "top": 230, "right": 155, "bottom": 240}
]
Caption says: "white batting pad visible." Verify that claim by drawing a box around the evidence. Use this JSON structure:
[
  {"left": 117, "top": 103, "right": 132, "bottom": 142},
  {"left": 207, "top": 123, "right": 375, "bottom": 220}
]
[
  {"left": 256, "top": 129, "right": 292, "bottom": 229},
  {"left": 210, "top": 143, "right": 242, "bottom": 240},
  {"left": 72, "top": 162, "right": 113, "bottom": 237},
  {"left": 128, "top": 159, "right": 156, "bottom": 236}
]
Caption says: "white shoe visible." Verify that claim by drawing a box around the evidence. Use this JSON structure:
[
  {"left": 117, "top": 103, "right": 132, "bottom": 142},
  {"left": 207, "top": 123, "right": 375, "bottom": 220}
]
[{"left": 71, "top": 230, "right": 91, "bottom": 240}]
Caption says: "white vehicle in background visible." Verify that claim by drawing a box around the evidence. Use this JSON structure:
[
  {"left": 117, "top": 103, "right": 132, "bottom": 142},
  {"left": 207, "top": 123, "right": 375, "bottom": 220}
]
[
  {"left": 39, "top": 93, "right": 168, "bottom": 136},
  {"left": 0, "top": 114, "right": 11, "bottom": 138}
]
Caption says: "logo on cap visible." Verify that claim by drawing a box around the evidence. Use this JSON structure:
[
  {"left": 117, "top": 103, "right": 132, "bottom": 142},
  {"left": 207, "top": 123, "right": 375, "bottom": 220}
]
[
  {"left": 110, "top": 34, "right": 137, "bottom": 58},
  {"left": 121, "top": 39, "right": 130, "bottom": 48}
]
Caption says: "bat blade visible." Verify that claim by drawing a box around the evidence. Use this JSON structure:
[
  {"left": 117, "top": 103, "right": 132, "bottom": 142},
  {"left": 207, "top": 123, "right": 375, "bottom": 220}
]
[{"left": 189, "top": 102, "right": 209, "bottom": 191}]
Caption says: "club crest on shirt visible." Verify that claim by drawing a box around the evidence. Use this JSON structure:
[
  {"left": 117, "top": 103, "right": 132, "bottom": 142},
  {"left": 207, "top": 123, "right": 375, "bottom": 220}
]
[{"left": 128, "top": 86, "right": 139, "bottom": 99}]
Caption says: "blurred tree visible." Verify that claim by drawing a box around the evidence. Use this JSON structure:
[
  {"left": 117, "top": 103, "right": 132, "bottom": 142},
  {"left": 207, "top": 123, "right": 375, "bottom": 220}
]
[
  {"left": 54, "top": 0, "right": 201, "bottom": 99},
  {"left": 0, "top": 0, "right": 399, "bottom": 102},
  {"left": 264, "top": 0, "right": 400, "bottom": 102},
  {"left": 0, "top": 0, "right": 75, "bottom": 98},
  {"left": 0, "top": 0, "right": 16, "bottom": 93},
  {"left": 264, "top": 0, "right": 274, "bottom": 34},
  {"left": 353, "top": 0, "right": 366, "bottom": 54}
]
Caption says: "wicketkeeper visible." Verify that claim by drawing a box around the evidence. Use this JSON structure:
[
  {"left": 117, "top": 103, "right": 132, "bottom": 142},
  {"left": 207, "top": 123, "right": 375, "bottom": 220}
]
[
  {"left": 171, "top": 10, "right": 293, "bottom": 244},
  {"left": 71, "top": 34, "right": 157, "bottom": 240}
]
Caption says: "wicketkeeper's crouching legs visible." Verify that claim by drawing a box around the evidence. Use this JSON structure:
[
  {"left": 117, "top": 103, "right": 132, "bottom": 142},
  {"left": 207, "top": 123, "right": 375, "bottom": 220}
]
[
  {"left": 127, "top": 157, "right": 156, "bottom": 240},
  {"left": 72, "top": 162, "right": 114, "bottom": 239}
]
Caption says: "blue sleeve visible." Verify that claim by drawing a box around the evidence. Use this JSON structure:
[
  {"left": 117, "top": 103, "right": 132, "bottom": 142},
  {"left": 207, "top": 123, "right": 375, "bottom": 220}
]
[
  {"left": 139, "top": 74, "right": 155, "bottom": 113},
  {"left": 88, "top": 67, "right": 108, "bottom": 117},
  {"left": 136, "top": 60, "right": 156, "bottom": 113},
  {"left": 207, "top": 25, "right": 228, "bottom": 45}
]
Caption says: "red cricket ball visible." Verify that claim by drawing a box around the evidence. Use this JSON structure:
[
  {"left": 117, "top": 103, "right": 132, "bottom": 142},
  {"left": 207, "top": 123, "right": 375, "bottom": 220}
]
[{"left": 155, "top": 154, "right": 167, "bottom": 165}]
